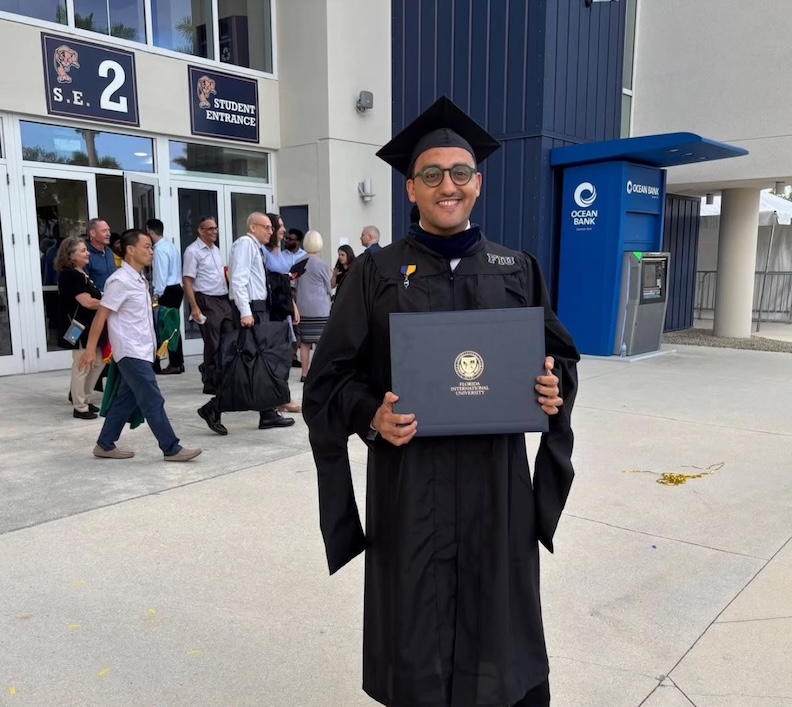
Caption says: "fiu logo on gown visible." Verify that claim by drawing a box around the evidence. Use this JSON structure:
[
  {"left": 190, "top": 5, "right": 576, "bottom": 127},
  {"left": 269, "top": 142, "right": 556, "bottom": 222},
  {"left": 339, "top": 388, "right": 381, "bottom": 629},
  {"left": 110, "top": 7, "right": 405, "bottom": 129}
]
[
  {"left": 454, "top": 351, "right": 484, "bottom": 381},
  {"left": 487, "top": 253, "right": 516, "bottom": 266},
  {"left": 54, "top": 45, "right": 80, "bottom": 84},
  {"left": 197, "top": 75, "right": 217, "bottom": 108}
]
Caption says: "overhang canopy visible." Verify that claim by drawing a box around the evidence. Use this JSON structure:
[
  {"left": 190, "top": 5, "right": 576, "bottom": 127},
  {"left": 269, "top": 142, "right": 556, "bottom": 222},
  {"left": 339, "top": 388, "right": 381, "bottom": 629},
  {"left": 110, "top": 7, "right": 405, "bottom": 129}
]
[{"left": 550, "top": 132, "right": 748, "bottom": 169}]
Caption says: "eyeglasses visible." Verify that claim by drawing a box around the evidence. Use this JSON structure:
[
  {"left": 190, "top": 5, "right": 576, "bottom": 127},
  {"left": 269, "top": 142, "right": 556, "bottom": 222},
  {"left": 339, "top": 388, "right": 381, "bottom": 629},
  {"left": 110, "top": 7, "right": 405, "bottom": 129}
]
[
  {"left": 200, "top": 226, "right": 219, "bottom": 232},
  {"left": 251, "top": 222, "right": 274, "bottom": 231},
  {"left": 412, "top": 164, "right": 477, "bottom": 187}
]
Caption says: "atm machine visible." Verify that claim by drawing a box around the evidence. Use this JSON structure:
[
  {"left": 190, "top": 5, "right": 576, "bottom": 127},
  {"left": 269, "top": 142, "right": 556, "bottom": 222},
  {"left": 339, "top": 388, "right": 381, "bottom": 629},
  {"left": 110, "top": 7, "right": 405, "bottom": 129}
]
[
  {"left": 552, "top": 133, "right": 747, "bottom": 357},
  {"left": 613, "top": 252, "right": 671, "bottom": 356}
]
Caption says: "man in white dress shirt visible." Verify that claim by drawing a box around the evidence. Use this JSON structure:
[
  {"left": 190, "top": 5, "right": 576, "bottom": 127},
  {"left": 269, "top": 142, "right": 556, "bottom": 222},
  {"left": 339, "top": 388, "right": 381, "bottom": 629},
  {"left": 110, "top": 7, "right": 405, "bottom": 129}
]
[
  {"left": 197, "top": 213, "right": 295, "bottom": 435},
  {"left": 80, "top": 229, "right": 202, "bottom": 462},
  {"left": 182, "top": 216, "right": 233, "bottom": 394},
  {"left": 148, "top": 218, "right": 184, "bottom": 375}
]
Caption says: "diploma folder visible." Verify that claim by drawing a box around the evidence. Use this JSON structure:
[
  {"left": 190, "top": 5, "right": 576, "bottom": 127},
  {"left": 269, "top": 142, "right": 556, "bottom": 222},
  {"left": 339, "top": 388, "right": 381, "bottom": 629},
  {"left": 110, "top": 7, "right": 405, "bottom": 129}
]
[{"left": 389, "top": 307, "right": 548, "bottom": 437}]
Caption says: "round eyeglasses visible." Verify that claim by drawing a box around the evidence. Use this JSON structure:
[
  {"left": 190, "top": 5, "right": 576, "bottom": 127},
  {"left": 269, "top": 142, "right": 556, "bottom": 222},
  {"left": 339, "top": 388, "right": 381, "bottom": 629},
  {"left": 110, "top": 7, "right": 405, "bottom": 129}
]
[{"left": 412, "top": 164, "right": 477, "bottom": 188}]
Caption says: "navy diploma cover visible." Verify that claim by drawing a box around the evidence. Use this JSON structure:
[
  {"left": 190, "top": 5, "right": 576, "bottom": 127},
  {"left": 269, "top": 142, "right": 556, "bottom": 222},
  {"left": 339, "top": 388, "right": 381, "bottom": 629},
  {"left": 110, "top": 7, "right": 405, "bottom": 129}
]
[{"left": 389, "top": 308, "right": 548, "bottom": 436}]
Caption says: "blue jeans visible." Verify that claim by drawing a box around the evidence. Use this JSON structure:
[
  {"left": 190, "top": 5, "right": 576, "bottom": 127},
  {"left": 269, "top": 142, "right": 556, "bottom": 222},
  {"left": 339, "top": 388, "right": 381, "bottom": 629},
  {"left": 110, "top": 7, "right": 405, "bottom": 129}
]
[{"left": 97, "top": 357, "right": 182, "bottom": 457}]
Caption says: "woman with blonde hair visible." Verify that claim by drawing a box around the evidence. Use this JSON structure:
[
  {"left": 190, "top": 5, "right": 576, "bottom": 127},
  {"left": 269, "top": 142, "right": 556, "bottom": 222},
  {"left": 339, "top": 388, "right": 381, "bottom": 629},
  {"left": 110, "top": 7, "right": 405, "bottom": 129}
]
[
  {"left": 295, "top": 230, "right": 331, "bottom": 381},
  {"left": 56, "top": 235, "right": 107, "bottom": 419}
]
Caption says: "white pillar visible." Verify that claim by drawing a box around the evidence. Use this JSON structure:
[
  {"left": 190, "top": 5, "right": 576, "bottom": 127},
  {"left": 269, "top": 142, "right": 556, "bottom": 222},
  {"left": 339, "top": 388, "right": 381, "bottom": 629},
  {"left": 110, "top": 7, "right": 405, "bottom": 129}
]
[{"left": 713, "top": 188, "right": 760, "bottom": 338}]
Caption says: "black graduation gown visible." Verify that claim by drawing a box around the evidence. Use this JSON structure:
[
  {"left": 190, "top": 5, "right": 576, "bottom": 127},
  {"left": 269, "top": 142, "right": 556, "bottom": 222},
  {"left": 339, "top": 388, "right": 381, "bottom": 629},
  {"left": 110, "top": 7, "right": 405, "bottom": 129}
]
[{"left": 303, "top": 234, "right": 579, "bottom": 707}]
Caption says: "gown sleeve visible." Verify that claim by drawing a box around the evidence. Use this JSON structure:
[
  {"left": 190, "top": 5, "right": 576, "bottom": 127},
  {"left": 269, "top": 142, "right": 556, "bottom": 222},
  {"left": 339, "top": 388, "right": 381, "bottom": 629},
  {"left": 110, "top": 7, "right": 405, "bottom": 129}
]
[
  {"left": 302, "top": 255, "right": 383, "bottom": 574},
  {"left": 525, "top": 253, "right": 581, "bottom": 553}
]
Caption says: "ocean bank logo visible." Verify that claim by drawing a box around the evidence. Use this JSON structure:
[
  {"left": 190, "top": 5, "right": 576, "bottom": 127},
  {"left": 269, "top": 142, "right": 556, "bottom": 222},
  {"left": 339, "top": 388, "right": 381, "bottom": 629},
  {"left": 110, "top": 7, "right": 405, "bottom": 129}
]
[
  {"left": 571, "top": 181, "right": 598, "bottom": 228},
  {"left": 626, "top": 180, "right": 660, "bottom": 197},
  {"left": 574, "top": 182, "right": 597, "bottom": 208}
]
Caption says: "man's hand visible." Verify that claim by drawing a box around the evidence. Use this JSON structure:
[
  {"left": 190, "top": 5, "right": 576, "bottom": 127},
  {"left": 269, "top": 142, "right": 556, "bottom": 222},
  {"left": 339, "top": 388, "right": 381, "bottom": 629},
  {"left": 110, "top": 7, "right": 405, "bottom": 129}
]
[
  {"left": 372, "top": 392, "right": 417, "bottom": 446},
  {"left": 241, "top": 315, "right": 255, "bottom": 328},
  {"left": 191, "top": 306, "right": 204, "bottom": 323},
  {"left": 78, "top": 348, "right": 96, "bottom": 372},
  {"left": 536, "top": 355, "right": 563, "bottom": 415}
]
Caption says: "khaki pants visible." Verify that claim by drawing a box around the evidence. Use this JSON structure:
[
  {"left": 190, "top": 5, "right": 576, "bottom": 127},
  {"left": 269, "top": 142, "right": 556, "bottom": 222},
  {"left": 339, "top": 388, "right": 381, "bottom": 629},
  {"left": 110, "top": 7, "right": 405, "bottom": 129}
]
[{"left": 71, "top": 347, "right": 104, "bottom": 412}]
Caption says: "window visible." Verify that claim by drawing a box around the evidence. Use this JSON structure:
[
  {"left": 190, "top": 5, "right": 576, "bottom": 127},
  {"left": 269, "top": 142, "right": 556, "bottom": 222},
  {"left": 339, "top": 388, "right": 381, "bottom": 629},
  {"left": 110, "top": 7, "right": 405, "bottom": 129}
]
[
  {"left": 151, "top": 0, "right": 214, "bottom": 58},
  {"left": 73, "top": 0, "right": 146, "bottom": 42},
  {"left": 621, "top": 0, "right": 638, "bottom": 137},
  {"left": 1, "top": 0, "right": 273, "bottom": 75},
  {"left": 623, "top": 0, "right": 638, "bottom": 91},
  {"left": 621, "top": 94, "right": 632, "bottom": 139},
  {"left": 21, "top": 121, "right": 155, "bottom": 172},
  {"left": 217, "top": 0, "right": 272, "bottom": 73},
  {"left": 170, "top": 141, "right": 268, "bottom": 181},
  {"left": 0, "top": 0, "right": 66, "bottom": 24}
]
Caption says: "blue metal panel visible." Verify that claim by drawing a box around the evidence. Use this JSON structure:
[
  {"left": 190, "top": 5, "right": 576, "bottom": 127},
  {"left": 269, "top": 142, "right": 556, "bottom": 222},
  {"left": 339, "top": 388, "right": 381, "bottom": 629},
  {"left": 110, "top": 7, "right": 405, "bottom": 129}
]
[
  {"left": 557, "top": 161, "right": 666, "bottom": 355},
  {"left": 550, "top": 132, "right": 749, "bottom": 168},
  {"left": 663, "top": 194, "right": 701, "bottom": 331},
  {"left": 390, "top": 0, "right": 627, "bottom": 298}
]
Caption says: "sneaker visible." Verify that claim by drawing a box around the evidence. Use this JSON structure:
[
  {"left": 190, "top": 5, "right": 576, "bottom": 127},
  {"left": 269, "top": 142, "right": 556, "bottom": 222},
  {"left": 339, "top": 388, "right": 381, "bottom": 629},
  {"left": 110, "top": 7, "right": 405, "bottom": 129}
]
[
  {"left": 74, "top": 409, "right": 98, "bottom": 420},
  {"left": 164, "top": 448, "right": 202, "bottom": 462},
  {"left": 93, "top": 445, "right": 135, "bottom": 459}
]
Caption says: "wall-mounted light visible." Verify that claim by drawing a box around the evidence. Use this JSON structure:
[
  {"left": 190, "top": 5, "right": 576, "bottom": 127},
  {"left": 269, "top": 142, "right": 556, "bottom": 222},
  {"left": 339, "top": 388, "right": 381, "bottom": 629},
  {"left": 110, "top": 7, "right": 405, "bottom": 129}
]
[
  {"left": 585, "top": 0, "right": 618, "bottom": 6},
  {"left": 356, "top": 90, "right": 374, "bottom": 114},
  {"left": 358, "top": 179, "right": 375, "bottom": 202},
  {"left": 774, "top": 181, "right": 786, "bottom": 195},
  {"left": 705, "top": 193, "right": 715, "bottom": 205}
]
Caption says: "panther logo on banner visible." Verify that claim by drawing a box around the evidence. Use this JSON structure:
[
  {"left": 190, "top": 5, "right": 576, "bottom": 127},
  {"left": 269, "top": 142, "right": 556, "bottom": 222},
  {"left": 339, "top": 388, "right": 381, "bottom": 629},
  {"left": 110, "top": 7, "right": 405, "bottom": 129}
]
[
  {"left": 53, "top": 45, "right": 80, "bottom": 84},
  {"left": 197, "top": 75, "right": 217, "bottom": 109}
]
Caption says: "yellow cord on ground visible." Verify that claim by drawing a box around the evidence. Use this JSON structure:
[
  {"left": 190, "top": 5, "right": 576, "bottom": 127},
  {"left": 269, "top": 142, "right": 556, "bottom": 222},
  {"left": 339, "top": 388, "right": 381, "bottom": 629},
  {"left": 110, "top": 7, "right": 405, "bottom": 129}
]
[{"left": 623, "top": 462, "right": 725, "bottom": 486}]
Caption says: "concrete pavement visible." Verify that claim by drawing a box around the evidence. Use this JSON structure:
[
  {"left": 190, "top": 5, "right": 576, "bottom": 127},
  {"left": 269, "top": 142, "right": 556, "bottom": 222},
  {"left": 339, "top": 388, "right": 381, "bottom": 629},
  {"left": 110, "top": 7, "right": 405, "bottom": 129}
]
[{"left": 0, "top": 345, "right": 790, "bottom": 706}]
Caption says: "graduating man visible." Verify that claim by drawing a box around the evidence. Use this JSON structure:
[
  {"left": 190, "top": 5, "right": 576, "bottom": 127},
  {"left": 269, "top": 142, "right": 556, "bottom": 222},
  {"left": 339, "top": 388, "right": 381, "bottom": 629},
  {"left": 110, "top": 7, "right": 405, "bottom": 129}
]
[{"left": 303, "top": 97, "right": 579, "bottom": 707}]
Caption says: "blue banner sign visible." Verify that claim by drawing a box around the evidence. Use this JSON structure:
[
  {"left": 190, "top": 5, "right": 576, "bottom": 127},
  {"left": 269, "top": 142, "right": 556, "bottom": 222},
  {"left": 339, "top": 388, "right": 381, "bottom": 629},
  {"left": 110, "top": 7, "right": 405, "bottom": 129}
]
[
  {"left": 188, "top": 66, "right": 259, "bottom": 143},
  {"left": 41, "top": 33, "right": 139, "bottom": 127}
]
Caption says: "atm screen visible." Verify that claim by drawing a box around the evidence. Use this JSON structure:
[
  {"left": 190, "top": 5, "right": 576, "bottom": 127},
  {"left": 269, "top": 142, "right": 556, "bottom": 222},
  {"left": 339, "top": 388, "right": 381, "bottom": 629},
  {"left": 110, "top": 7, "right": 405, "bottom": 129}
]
[{"left": 640, "top": 259, "right": 666, "bottom": 303}]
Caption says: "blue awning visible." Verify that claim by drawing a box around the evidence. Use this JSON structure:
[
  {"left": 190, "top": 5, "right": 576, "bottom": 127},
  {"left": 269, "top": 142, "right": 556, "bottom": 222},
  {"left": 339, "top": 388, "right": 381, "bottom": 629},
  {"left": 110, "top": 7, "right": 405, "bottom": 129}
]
[{"left": 550, "top": 132, "right": 748, "bottom": 169}]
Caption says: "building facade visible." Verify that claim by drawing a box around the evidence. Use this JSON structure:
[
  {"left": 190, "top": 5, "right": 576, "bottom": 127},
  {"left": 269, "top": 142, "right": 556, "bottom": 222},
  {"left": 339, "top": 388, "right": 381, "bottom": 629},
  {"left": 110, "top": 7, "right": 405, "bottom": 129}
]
[
  {"left": 390, "top": 0, "right": 628, "bottom": 297},
  {"left": 631, "top": 0, "right": 792, "bottom": 337},
  {"left": 0, "top": 0, "right": 392, "bottom": 376}
]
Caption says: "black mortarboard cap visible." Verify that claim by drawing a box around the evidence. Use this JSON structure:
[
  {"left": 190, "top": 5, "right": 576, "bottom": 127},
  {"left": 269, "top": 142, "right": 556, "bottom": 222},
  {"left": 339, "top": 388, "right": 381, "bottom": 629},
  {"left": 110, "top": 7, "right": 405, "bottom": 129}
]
[{"left": 376, "top": 96, "right": 501, "bottom": 177}]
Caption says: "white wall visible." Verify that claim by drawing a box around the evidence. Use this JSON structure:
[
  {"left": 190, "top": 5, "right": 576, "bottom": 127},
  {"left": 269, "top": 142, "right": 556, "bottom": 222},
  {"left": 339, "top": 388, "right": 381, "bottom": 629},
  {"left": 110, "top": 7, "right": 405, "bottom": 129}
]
[
  {"left": 0, "top": 19, "right": 280, "bottom": 148},
  {"left": 275, "top": 0, "right": 391, "bottom": 264},
  {"left": 632, "top": 0, "right": 792, "bottom": 193}
]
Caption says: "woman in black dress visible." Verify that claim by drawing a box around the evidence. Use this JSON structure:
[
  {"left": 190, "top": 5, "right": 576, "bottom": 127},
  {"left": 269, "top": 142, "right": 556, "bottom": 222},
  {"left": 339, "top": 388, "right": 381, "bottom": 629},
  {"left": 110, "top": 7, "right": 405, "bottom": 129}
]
[{"left": 56, "top": 236, "right": 106, "bottom": 419}]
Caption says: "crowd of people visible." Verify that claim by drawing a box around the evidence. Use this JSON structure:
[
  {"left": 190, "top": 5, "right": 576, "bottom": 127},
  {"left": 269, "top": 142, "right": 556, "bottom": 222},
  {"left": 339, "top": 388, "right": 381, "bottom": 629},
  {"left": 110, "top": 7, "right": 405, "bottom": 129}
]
[{"left": 50, "top": 210, "right": 381, "bottom": 453}]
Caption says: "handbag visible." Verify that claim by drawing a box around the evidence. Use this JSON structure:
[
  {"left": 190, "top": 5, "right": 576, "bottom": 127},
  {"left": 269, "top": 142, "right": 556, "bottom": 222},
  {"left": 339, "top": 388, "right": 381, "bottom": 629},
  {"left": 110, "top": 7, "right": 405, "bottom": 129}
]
[
  {"left": 215, "top": 320, "right": 292, "bottom": 412},
  {"left": 63, "top": 304, "right": 85, "bottom": 347}
]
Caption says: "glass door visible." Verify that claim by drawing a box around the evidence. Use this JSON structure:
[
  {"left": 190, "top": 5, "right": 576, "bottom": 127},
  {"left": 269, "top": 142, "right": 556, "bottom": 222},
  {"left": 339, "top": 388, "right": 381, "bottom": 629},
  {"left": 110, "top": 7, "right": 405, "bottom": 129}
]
[
  {"left": 226, "top": 186, "right": 269, "bottom": 244},
  {"left": 169, "top": 180, "right": 273, "bottom": 357},
  {"left": 22, "top": 167, "right": 97, "bottom": 372},
  {"left": 172, "top": 182, "right": 222, "bottom": 356},
  {"left": 0, "top": 166, "right": 25, "bottom": 376},
  {"left": 125, "top": 173, "right": 159, "bottom": 228}
]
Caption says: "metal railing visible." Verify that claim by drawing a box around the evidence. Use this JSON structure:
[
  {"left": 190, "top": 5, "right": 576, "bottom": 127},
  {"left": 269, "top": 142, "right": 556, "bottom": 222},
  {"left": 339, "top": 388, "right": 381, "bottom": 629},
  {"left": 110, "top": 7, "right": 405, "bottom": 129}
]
[{"left": 695, "top": 270, "right": 792, "bottom": 323}]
